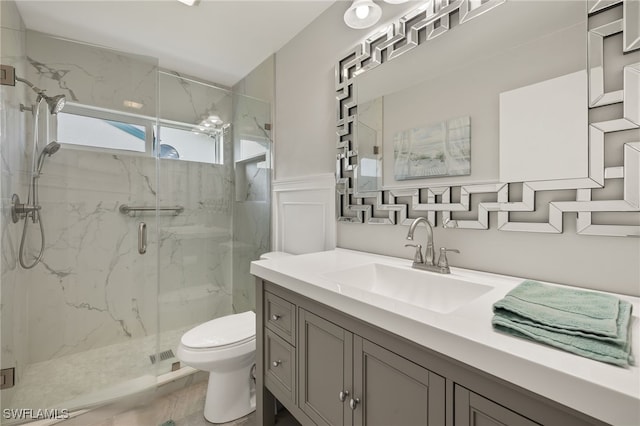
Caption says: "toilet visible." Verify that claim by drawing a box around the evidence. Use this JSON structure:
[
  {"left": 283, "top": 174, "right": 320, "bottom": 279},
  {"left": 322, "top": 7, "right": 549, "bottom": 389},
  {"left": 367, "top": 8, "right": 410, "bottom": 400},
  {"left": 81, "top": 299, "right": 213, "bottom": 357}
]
[
  {"left": 177, "top": 252, "right": 291, "bottom": 423},
  {"left": 177, "top": 311, "right": 256, "bottom": 423}
]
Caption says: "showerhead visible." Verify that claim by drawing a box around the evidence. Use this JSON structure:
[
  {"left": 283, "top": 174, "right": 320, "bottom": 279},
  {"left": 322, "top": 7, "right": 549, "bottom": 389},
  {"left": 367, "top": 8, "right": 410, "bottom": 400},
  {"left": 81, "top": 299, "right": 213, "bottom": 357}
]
[
  {"left": 43, "top": 141, "right": 61, "bottom": 156},
  {"left": 13, "top": 76, "right": 66, "bottom": 114},
  {"left": 36, "top": 141, "right": 61, "bottom": 175},
  {"left": 42, "top": 94, "right": 66, "bottom": 114}
]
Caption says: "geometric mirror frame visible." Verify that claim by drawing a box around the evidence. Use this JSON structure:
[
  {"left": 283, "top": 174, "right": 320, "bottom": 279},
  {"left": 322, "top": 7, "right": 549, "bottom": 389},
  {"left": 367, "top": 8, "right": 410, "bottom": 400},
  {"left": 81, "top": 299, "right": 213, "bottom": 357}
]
[{"left": 335, "top": 0, "right": 640, "bottom": 236}]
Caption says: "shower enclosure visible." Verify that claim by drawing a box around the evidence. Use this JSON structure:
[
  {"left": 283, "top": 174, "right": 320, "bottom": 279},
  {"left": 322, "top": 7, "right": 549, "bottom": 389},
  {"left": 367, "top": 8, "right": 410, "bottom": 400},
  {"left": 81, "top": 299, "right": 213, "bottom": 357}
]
[{"left": 1, "top": 8, "right": 271, "bottom": 422}]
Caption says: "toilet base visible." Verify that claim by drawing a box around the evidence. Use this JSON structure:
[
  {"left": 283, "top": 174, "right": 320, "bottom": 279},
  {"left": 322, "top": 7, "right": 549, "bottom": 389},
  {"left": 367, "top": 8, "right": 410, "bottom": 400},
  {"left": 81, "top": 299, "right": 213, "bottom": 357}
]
[{"left": 203, "top": 365, "right": 256, "bottom": 423}]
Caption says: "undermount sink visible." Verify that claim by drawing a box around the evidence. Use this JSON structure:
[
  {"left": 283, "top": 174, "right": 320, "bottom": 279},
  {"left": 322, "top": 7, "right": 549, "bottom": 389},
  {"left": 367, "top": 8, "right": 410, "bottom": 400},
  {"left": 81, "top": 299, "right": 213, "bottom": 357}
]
[{"left": 323, "top": 263, "right": 494, "bottom": 314}]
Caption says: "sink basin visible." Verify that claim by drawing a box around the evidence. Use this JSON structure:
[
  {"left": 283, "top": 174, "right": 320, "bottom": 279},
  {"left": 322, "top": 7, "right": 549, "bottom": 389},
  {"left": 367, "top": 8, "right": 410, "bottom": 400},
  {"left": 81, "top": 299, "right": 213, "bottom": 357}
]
[{"left": 323, "top": 263, "right": 494, "bottom": 314}]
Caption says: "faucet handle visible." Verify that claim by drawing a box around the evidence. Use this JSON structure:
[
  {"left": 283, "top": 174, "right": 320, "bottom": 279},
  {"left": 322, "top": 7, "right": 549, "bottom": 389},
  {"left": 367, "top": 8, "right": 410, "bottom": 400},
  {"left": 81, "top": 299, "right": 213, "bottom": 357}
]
[
  {"left": 437, "top": 247, "right": 459, "bottom": 269},
  {"left": 404, "top": 243, "right": 424, "bottom": 264}
]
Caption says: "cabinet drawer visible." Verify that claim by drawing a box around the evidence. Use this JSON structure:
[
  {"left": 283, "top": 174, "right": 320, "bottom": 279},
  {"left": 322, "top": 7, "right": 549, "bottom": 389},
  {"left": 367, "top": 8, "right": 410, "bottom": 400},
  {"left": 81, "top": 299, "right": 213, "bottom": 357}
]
[
  {"left": 454, "top": 385, "right": 541, "bottom": 426},
  {"left": 265, "top": 291, "right": 296, "bottom": 345},
  {"left": 265, "top": 329, "right": 296, "bottom": 404}
]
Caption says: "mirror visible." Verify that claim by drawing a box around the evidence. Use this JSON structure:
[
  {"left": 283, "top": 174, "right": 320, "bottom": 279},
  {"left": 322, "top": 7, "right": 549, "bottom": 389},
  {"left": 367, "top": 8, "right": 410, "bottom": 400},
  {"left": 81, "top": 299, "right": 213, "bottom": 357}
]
[
  {"left": 337, "top": 0, "right": 640, "bottom": 235},
  {"left": 354, "top": 1, "right": 587, "bottom": 193}
]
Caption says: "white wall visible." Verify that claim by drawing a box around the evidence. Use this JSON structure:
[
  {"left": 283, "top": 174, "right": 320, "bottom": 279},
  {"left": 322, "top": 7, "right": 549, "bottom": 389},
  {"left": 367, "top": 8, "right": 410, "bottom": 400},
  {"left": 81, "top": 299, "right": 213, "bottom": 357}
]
[{"left": 274, "top": 2, "right": 640, "bottom": 296}]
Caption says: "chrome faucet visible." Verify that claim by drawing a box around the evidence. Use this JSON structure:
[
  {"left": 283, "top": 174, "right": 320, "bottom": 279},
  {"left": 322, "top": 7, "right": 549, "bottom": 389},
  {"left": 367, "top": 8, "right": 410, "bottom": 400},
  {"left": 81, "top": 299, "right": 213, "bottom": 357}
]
[
  {"left": 405, "top": 217, "right": 435, "bottom": 266},
  {"left": 405, "top": 217, "right": 459, "bottom": 274}
]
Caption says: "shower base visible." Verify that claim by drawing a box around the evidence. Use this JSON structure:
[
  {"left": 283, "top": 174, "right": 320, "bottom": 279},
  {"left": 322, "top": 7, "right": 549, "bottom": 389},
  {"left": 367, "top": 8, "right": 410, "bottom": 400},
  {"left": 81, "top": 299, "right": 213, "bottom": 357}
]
[{"left": 7, "top": 326, "right": 192, "bottom": 413}]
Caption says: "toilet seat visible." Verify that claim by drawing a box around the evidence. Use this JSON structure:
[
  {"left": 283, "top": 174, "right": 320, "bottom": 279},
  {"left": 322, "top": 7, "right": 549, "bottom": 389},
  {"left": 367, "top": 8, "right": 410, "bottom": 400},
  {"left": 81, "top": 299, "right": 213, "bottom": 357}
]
[
  {"left": 181, "top": 311, "right": 255, "bottom": 350},
  {"left": 181, "top": 335, "right": 254, "bottom": 351}
]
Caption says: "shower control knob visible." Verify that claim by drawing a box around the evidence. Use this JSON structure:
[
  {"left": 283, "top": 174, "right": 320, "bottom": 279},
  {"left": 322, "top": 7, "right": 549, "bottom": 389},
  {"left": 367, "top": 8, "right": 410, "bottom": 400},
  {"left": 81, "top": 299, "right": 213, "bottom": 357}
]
[
  {"left": 272, "top": 360, "right": 282, "bottom": 367},
  {"left": 271, "top": 314, "right": 281, "bottom": 321}
]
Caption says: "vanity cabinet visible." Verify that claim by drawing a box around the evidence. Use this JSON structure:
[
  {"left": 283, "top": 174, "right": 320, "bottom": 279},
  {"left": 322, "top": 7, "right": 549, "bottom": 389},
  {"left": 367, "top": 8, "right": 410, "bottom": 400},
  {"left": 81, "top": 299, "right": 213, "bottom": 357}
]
[
  {"left": 454, "top": 385, "right": 540, "bottom": 426},
  {"left": 298, "top": 309, "right": 445, "bottom": 426},
  {"left": 256, "top": 279, "right": 608, "bottom": 426}
]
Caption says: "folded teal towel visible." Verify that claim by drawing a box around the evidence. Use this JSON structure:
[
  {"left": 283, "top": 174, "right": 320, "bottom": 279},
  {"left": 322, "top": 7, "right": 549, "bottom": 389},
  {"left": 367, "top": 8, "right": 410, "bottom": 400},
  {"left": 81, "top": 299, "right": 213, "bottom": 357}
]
[{"left": 492, "top": 280, "right": 634, "bottom": 367}]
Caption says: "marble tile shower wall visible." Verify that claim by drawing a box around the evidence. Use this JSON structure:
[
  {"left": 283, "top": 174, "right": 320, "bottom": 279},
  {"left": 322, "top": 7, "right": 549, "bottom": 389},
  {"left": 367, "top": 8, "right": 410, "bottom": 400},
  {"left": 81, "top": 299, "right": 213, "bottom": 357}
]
[
  {"left": 25, "top": 30, "right": 158, "bottom": 117},
  {"left": 27, "top": 151, "right": 233, "bottom": 364},
  {"left": 232, "top": 94, "right": 271, "bottom": 313},
  {"left": 1, "top": 0, "right": 30, "bottom": 404},
  {"left": 232, "top": 169, "right": 269, "bottom": 313},
  {"left": 156, "top": 157, "right": 234, "bottom": 336},
  {"left": 26, "top": 152, "right": 160, "bottom": 364},
  {"left": 12, "top": 30, "right": 235, "bottom": 364}
]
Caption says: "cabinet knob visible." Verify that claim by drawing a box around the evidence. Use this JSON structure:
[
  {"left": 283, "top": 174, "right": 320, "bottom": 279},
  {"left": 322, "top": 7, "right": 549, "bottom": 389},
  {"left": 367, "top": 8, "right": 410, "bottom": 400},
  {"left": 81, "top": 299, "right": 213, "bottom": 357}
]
[
  {"left": 271, "top": 314, "right": 281, "bottom": 321},
  {"left": 272, "top": 360, "right": 282, "bottom": 367},
  {"left": 339, "top": 390, "right": 349, "bottom": 402},
  {"left": 349, "top": 397, "right": 360, "bottom": 410}
]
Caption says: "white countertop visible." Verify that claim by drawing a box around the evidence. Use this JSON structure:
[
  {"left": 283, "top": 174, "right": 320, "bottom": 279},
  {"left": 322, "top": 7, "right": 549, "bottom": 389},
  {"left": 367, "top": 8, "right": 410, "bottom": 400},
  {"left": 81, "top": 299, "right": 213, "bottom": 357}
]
[{"left": 250, "top": 248, "right": 640, "bottom": 426}]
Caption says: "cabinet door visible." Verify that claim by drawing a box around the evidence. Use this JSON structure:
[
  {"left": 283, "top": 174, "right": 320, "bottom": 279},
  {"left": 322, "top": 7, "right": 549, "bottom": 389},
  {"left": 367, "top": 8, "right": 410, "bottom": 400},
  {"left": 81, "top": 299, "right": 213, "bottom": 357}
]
[
  {"left": 352, "top": 337, "right": 446, "bottom": 426},
  {"left": 454, "top": 385, "right": 541, "bottom": 426},
  {"left": 299, "top": 309, "right": 353, "bottom": 426}
]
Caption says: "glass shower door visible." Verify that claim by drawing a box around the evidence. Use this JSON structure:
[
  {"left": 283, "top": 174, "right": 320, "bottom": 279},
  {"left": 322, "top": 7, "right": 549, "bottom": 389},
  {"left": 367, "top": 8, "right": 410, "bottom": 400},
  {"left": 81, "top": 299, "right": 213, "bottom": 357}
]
[
  {"left": 155, "top": 72, "right": 236, "bottom": 375},
  {"left": 0, "top": 26, "right": 161, "bottom": 419},
  {"left": 232, "top": 93, "right": 272, "bottom": 313}
]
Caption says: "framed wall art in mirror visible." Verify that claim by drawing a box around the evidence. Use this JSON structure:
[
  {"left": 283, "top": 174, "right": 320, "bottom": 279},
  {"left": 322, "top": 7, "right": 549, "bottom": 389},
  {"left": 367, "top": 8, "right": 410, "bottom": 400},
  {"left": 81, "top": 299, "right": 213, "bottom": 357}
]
[{"left": 392, "top": 116, "right": 471, "bottom": 181}]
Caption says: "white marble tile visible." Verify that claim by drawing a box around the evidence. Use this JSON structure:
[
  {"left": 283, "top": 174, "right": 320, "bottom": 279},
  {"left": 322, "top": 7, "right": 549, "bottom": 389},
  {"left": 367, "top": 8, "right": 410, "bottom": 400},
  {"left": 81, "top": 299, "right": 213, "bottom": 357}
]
[
  {"left": 159, "top": 71, "right": 233, "bottom": 127},
  {"left": 21, "top": 147, "right": 235, "bottom": 364},
  {"left": 25, "top": 31, "right": 158, "bottom": 117}
]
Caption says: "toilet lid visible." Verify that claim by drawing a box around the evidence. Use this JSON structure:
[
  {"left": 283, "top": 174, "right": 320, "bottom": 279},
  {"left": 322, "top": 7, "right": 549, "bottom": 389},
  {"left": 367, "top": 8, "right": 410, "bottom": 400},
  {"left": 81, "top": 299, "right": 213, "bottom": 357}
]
[{"left": 181, "top": 311, "right": 256, "bottom": 349}]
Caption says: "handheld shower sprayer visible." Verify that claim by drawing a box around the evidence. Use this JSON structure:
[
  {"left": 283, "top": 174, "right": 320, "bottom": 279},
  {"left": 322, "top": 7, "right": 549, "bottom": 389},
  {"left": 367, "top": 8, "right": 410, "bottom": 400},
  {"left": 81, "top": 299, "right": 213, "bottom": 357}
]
[
  {"left": 2, "top": 65, "right": 66, "bottom": 268},
  {"left": 11, "top": 140, "right": 63, "bottom": 269},
  {"left": 36, "top": 141, "right": 61, "bottom": 175}
]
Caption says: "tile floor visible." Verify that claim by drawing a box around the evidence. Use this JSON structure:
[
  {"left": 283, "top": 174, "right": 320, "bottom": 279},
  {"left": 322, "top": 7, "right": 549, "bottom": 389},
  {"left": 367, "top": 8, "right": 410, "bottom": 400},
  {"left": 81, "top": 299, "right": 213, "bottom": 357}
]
[{"left": 88, "top": 379, "right": 300, "bottom": 426}]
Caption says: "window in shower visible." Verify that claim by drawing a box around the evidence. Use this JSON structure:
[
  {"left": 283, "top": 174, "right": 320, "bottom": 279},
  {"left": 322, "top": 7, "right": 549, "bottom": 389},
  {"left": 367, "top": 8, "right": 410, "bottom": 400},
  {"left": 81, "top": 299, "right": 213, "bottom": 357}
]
[
  {"left": 157, "top": 124, "right": 224, "bottom": 164},
  {"left": 57, "top": 103, "right": 224, "bottom": 164},
  {"left": 57, "top": 103, "right": 153, "bottom": 154}
]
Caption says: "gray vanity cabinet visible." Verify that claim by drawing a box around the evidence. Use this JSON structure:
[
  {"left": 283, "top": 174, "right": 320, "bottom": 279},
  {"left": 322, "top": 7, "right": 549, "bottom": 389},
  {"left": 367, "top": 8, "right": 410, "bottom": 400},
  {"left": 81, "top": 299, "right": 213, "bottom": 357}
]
[
  {"left": 298, "top": 309, "right": 445, "bottom": 426},
  {"left": 454, "top": 385, "right": 540, "bottom": 426},
  {"left": 256, "top": 279, "right": 608, "bottom": 426}
]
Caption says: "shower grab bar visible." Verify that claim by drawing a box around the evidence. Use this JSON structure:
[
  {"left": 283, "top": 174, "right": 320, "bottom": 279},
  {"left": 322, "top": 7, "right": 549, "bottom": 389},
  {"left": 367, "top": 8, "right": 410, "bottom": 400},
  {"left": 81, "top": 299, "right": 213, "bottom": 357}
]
[{"left": 119, "top": 204, "right": 184, "bottom": 216}]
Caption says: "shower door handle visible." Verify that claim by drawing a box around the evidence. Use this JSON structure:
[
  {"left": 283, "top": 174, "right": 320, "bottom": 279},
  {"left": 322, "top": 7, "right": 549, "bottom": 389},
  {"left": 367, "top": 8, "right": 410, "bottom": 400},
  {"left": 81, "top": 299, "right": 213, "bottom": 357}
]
[{"left": 138, "top": 222, "right": 147, "bottom": 254}]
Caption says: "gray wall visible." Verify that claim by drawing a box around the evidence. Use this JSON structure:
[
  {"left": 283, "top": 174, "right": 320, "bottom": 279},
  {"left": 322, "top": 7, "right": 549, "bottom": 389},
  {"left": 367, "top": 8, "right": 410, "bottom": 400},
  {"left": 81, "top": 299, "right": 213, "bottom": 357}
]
[{"left": 275, "top": 2, "right": 640, "bottom": 296}]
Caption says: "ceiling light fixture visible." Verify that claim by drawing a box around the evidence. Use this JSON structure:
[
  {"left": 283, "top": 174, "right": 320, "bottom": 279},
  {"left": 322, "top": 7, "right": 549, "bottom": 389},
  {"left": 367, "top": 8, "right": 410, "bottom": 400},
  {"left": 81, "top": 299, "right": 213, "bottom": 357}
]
[
  {"left": 344, "top": 0, "right": 382, "bottom": 30},
  {"left": 123, "top": 100, "right": 143, "bottom": 109},
  {"left": 176, "top": 0, "right": 198, "bottom": 6}
]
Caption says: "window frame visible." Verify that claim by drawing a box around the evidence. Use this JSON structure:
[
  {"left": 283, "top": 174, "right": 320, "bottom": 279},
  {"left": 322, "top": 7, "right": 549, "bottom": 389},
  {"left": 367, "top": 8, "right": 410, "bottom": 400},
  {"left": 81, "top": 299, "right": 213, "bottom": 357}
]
[
  {"left": 56, "top": 102, "right": 225, "bottom": 165},
  {"left": 58, "top": 102, "right": 156, "bottom": 157},
  {"left": 157, "top": 118, "right": 224, "bottom": 165}
]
